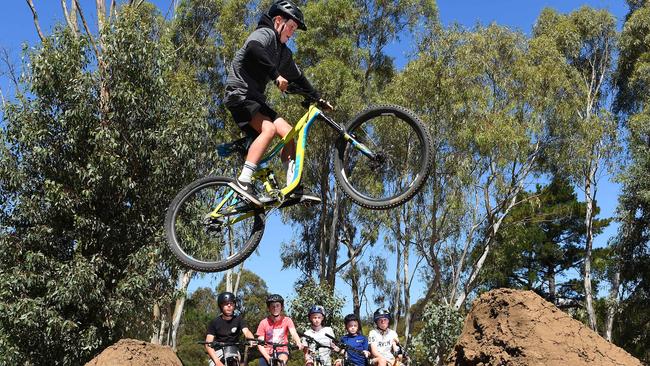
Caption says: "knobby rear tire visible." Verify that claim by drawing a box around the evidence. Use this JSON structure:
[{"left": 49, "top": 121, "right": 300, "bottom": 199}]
[
  {"left": 164, "top": 176, "right": 266, "bottom": 272},
  {"left": 333, "top": 105, "right": 433, "bottom": 210}
]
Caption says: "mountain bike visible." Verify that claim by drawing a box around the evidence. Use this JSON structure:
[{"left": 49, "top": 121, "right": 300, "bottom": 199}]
[
  {"left": 165, "top": 85, "right": 433, "bottom": 272},
  {"left": 301, "top": 332, "right": 336, "bottom": 366},
  {"left": 198, "top": 339, "right": 248, "bottom": 366},
  {"left": 256, "top": 339, "right": 297, "bottom": 366}
]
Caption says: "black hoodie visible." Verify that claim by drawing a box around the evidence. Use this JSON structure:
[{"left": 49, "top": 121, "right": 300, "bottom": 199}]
[{"left": 224, "top": 14, "right": 319, "bottom": 107}]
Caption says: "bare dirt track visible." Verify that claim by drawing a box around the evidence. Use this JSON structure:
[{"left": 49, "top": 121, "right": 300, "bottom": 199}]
[
  {"left": 447, "top": 288, "right": 642, "bottom": 366},
  {"left": 84, "top": 338, "right": 183, "bottom": 366}
]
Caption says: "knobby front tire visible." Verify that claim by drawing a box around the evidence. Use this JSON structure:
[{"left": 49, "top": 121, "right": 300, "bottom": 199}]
[
  {"left": 164, "top": 176, "right": 266, "bottom": 272},
  {"left": 334, "top": 105, "right": 432, "bottom": 210}
]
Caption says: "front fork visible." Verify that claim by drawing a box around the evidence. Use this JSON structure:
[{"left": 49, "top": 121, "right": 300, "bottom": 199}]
[{"left": 319, "top": 113, "right": 377, "bottom": 160}]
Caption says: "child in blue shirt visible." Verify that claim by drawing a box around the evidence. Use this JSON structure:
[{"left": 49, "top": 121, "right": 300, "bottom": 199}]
[{"left": 335, "top": 314, "right": 369, "bottom": 366}]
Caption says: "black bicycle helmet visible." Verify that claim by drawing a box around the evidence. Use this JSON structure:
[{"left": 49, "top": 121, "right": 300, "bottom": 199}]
[
  {"left": 344, "top": 313, "right": 359, "bottom": 324},
  {"left": 266, "top": 293, "right": 285, "bottom": 306},
  {"left": 308, "top": 305, "right": 326, "bottom": 318},
  {"left": 268, "top": 0, "right": 307, "bottom": 31},
  {"left": 217, "top": 292, "right": 236, "bottom": 308},
  {"left": 373, "top": 308, "right": 391, "bottom": 322}
]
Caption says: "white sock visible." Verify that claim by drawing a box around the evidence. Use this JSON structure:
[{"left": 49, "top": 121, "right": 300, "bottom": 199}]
[
  {"left": 284, "top": 159, "right": 296, "bottom": 185},
  {"left": 238, "top": 161, "right": 257, "bottom": 183}
]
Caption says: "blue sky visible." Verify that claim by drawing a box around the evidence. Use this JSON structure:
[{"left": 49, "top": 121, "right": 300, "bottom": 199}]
[{"left": 0, "top": 1, "right": 629, "bottom": 317}]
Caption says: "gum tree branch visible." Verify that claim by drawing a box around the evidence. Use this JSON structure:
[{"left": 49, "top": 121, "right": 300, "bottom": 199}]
[{"left": 25, "top": 0, "right": 46, "bottom": 42}]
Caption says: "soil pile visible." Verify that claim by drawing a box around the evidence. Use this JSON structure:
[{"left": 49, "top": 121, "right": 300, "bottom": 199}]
[
  {"left": 84, "top": 338, "right": 183, "bottom": 366},
  {"left": 447, "top": 288, "right": 642, "bottom": 366}
]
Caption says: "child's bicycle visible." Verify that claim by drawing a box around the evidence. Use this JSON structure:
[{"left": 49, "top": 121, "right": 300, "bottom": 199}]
[
  {"left": 256, "top": 339, "right": 297, "bottom": 366},
  {"left": 301, "top": 332, "right": 336, "bottom": 366},
  {"left": 198, "top": 339, "right": 250, "bottom": 366},
  {"left": 165, "top": 85, "right": 433, "bottom": 272}
]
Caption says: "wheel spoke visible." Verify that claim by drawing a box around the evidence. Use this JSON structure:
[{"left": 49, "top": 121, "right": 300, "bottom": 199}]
[
  {"left": 335, "top": 106, "right": 431, "bottom": 209},
  {"left": 165, "top": 178, "right": 265, "bottom": 272}
]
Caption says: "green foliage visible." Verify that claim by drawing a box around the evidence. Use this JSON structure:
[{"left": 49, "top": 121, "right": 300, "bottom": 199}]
[
  {"left": 0, "top": 3, "right": 221, "bottom": 364},
  {"left": 480, "top": 178, "right": 609, "bottom": 301},
  {"left": 216, "top": 269, "right": 270, "bottom": 331},
  {"left": 287, "top": 279, "right": 345, "bottom": 337},
  {"left": 615, "top": 4, "right": 650, "bottom": 114},
  {"left": 613, "top": 2, "right": 650, "bottom": 362},
  {"left": 176, "top": 288, "right": 217, "bottom": 366},
  {"left": 411, "top": 302, "right": 463, "bottom": 364}
]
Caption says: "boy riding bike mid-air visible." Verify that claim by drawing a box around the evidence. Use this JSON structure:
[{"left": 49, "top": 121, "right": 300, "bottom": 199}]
[
  {"left": 224, "top": 0, "right": 333, "bottom": 206},
  {"left": 367, "top": 309, "right": 403, "bottom": 366}
]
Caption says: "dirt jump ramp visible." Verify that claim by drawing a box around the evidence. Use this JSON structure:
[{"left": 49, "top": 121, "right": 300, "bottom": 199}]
[
  {"left": 447, "top": 288, "right": 642, "bottom": 366},
  {"left": 84, "top": 338, "right": 183, "bottom": 366}
]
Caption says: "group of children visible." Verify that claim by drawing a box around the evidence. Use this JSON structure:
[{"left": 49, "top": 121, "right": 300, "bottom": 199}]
[{"left": 205, "top": 292, "right": 404, "bottom": 366}]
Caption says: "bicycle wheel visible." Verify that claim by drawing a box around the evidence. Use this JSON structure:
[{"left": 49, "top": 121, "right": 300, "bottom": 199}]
[
  {"left": 165, "top": 176, "right": 266, "bottom": 272},
  {"left": 333, "top": 105, "right": 432, "bottom": 209}
]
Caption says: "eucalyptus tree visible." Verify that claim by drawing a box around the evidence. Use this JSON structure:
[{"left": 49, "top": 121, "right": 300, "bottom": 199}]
[
  {"left": 478, "top": 177, "right": 609, "bottom": 307},
  {"left": 533, "top": 7, "right": 618, "bottom": 331},
  {"left": 612, "top": 0, "right": 650, "bottom": 358},
  {"left": 0, "top": 2, "right": 226, "bottom": 363}
]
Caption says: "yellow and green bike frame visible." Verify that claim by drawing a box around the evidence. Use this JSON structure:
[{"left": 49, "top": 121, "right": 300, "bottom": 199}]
[{"left": 207, "top": 103, "right": 375, "bottom": 224}]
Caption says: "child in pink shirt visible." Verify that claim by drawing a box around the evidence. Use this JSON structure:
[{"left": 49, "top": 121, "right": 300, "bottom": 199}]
[{"left": 256, "top": 294, "right": 304, "bottom": 366}]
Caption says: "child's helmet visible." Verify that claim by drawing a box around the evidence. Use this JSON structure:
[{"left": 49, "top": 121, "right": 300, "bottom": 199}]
[
  {"left": 268, "top": 0, "right": 307, "bottom": 30},
  {"left": 373, "top": 308, "right": 391, "bottom": 322},
  {"left": 217, "top": 291, "right": 237, "bottom": 308},
  {"left": 308, "top": 305, "right": 326, "bottom": 319},
  {"left": 344, "top": 313, "right": 359, "bottom": 324},
  {"left": 266, "top": 293, "right": 285, "bottom": 306}
]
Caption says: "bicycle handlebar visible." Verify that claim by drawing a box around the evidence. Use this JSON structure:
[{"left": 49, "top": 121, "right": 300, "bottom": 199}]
[
  {"left": 279, "top": 82, "right": 333, "bottom": 111},
  {"left": 198, "top": 340, "right": 252, "bottom": 348},
  {"left": 299, "top": 332, "right": 335, "bottom": 351},
  {"left": 250, "top": 338, "right": 299, "bottom": 349},
  {"left": 324, "top": 333, "right": 368, "bottom": 358}
]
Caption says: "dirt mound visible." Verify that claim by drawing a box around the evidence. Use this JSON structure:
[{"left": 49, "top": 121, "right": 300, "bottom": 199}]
[
  {"left": 447, "top": 288, "right": 642, "bottom": 366},
  {"left": 85, "top": 338, "right": 183, "bottom": 366}
]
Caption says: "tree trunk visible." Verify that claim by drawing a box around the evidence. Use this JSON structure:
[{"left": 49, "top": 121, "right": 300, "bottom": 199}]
[
  {"left": 234, "top": 263, "right": 243, "bottom": 294},
  {"left": 170, "top": 270, "right": 193, "bottom": 351},
  {"left": 349, "top": 247, "right": 362, "bottom": 324},
  {"left": 151, "top": 302, "right": 162, "bottom": 344},
  {"left": 583, "top": 171, "right": 598, "bottom": 331},
  {"left": 96, "top": 0, "right": 106, "bottom": 33},
  {"left": 153, "top": 310, "right": 168, "bottom": 345},
  {"left": 403, "top": 239, "right": 412, "bottom": 347},
  {"left": 61, "top": 0, "right": 79, "bottom": 34},
  {"left": 226, "top": 268, "right": 233, "bottom": 292},
  {"left": 605, "top": 267, "right": 620, "bottom": 342},
  {"left": 319, "top": 160, "right": 330, "bottom": 282},
  {"left": 325, "top": 188, "right": 341, "bottom": 289},
  {"left": 393, "top": 234, "right": 402, "bottom": 331},
  {"left": 548, "top": 266, "right": 556, "bottom": 305}
]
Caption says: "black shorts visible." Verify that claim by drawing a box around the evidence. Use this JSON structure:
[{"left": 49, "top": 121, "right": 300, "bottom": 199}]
[{"left": 226, "top": 99, "right": 278, "bottom": 138}]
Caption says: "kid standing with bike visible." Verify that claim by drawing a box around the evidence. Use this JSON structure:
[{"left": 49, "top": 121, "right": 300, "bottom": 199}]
[
  {"left": 302, "top": 305, "right": 338, "bottom": 366},
  {"left": 257, "top": 294, "right": 304, "bottom": 366},
  {"left": 335, "top": 314, "right": 370, "bottom": 366},
  {"left": 367, "top": 309, "right": 402, "bottom": 366},
  {"left": 205, "top": 292, "right": 256, "bottom": 366},
  {"left": 224, "top": 0, "right": 332, "bottom": 206}
]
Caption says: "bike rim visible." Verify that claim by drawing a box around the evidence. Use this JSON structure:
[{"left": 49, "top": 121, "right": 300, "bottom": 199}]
[
  {"left": 340, "top": 111, "right": 427, "bottom": 203},
  {"left": 171, "top": 181, "right": 258, "bottom": 266}
]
